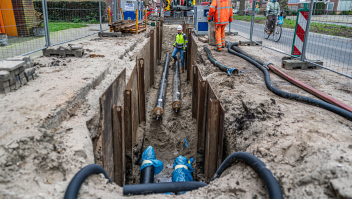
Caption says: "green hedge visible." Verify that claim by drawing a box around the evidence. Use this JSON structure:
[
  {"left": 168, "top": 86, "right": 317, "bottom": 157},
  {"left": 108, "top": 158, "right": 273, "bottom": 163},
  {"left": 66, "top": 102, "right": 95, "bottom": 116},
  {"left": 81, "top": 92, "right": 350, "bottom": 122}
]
[
  {"left": 33, "top": 1, "right": 106, "bottom": 22},
  {"left": 313, "top": 2, "right": 325, "bottom": 15}
]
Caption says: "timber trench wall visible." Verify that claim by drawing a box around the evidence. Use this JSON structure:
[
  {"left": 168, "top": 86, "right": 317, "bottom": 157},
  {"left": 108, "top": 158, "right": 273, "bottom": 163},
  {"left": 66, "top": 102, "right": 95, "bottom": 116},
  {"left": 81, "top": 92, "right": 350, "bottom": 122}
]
[{"left": 99, "top": 22, "right": 226, "bottom": 186}]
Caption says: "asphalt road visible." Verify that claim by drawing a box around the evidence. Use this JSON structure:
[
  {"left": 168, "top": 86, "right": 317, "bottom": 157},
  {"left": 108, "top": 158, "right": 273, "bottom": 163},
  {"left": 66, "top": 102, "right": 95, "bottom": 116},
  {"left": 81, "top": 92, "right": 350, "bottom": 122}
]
[{"left": 226, "top": 20, "right": 352, "bottom": 74}]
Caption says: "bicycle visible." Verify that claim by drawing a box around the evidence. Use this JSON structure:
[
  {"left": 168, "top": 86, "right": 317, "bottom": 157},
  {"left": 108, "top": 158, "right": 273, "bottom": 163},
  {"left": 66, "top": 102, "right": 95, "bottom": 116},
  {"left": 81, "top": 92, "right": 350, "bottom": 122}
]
[{"left": 264, "top": 11, "right": 283, "bottom": 42}]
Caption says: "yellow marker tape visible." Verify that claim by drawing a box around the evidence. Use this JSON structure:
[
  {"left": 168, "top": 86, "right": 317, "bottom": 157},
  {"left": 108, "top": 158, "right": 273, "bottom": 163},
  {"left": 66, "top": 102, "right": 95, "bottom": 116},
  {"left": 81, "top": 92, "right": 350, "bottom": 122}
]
[
  {"left": 142, "top": 160, "right": 153, "bottom": 166},
  {"left": 175, "top": 165, "right": 188, "bottom": 170}
]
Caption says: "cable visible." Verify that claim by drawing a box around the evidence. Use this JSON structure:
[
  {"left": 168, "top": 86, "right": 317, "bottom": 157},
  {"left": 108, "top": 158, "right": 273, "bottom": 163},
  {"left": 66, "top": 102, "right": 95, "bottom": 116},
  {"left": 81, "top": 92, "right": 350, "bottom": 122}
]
[
  {"left": 227, "top": 42, "right": 352, "bottom": 121},
  {"left": 63, "top": 164, "right": 112, "bottom": 199},
  {"left": 211, "top": 152, "right": 283, "bottom": 199},
  {"left": 203, "top": 45, "right": 241, "bottom": 75}
]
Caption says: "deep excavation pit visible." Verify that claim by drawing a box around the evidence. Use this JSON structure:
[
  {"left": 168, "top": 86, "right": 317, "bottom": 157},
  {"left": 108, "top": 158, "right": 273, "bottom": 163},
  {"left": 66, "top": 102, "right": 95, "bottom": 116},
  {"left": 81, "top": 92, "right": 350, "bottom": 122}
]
[{"left": 132, "top": 25, "right": 198, "bottom": 183}]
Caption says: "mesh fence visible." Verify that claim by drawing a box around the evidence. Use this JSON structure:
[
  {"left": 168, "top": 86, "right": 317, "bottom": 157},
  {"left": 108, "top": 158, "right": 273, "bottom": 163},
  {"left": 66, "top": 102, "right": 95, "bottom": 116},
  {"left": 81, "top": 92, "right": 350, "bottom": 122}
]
[
  {"left": 0, "top": 0, "right": 109, "bottom": 61},
  {"left": 229, "top": 0, "right": 352, "bottom": 78}
]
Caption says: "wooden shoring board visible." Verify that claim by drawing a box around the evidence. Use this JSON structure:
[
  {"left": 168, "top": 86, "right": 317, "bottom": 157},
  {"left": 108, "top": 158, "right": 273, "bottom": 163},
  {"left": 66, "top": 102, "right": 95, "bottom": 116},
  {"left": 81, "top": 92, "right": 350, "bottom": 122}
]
[
  {"left": 156, "top": 22, "right": 160, "bottom": 61},
  {"left": 204, "top": 98, "right": 220, "bottom": 183},
  {"left": 192, "top": 65, "right": 198, "bottom": 119},
  {"left": 217, "top": 104, "right": 225, "bottom": 169},
  {"left": 196, "top": 80, "right": 208, "bottom": 154},
  {"left": 112, "top": 105, "right": 125, "bottom": 186},
  {"left": 123, "top": 89, "right": 133, "bottom": 182},
  {"left": 150, "top": 30, "right": 155, "bottom": 87},
  {"left": 99, "top": 68, "right": 126, "bottom": 182},
  {"left": 138, "top": 58, "right": 146, "bottom": 123},
  {"left": 136, "top": 40, "right": 151, "bottom": 96},
  {"left": 126, "top": 66, "right": 139, "bottom": 146},
  {"left": 187, "top": 28, "right": 192, "bottom": 81}
]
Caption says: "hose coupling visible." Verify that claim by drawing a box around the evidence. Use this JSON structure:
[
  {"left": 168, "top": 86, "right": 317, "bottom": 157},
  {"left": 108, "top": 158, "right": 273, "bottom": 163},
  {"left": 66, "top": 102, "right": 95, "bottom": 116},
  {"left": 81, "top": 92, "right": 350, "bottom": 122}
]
[{"left": 263, "top": 62, "right": 272, "bottom": 70}]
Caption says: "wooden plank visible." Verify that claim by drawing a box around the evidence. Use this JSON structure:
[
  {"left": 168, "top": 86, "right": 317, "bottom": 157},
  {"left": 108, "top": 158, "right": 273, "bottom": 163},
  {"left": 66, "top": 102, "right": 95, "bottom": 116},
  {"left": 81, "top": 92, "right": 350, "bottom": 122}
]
[
  {"left": 204, "top": 98, "right": 220, "bottom": 182},
  {"left": 138, "top": 58, "right": 146, "bottom": 123},
  {"left": 196, "top": 80, "right": 208, "bottom": 153},
  {"left": 123, "top": 89, "right": 133, "bottom": 180},
  {"left": 156, "top": 22, "right": 160, "bottom": 61},
  {"left": 192, "top": 65, "right": 198, "bottom": 119},
  {"left": 217, "top": 104, "right": 225, "bottom": 169},
  {"left": 187, "top": 28, "right": 192, "bottom": 82},
  {"left": 99, "top": 69, "right": 126, "bottom": 182},
  {"left": 150, "top": 30, "right": 155, "bottom": 86},
  {"left": 112, "top": 105, "right": 125, "bottom": 186},
  {"left": 160, "top": 21, "right": 163, "bottom": 60},
  {"left": 130, "top": 66, "right": 139, "bottom": 146}
]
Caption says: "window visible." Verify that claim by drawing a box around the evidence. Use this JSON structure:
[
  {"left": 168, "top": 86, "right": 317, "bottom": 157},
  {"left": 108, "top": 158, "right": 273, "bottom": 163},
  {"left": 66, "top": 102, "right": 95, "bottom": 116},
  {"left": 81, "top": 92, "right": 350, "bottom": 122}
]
[{"left": 337, "top": 0, "right": 352, "bottom": 11}]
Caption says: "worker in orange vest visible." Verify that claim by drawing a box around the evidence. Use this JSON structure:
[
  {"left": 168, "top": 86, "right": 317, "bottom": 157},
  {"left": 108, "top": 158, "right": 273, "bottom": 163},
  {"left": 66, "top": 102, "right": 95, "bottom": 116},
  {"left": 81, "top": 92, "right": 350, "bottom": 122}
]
[{"left": 208, "top": 0, "right": 233, "bottom": 51}]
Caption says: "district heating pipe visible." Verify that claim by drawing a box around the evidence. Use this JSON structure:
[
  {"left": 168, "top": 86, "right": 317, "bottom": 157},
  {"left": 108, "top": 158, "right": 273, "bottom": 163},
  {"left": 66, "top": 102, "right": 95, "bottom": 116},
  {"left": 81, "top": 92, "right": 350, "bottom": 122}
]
[
  {"left": 140, "top": 165, "right": 155, "bottom": 184},
  {"left": 203, "top": 45, "right": 240, "bottom": 75},
  {"left": 227, "top": 42, "right": 352, "bottom": 121},
  {"left": 154, "top": 53, "right": 170, "bottom": 119},
  {"left": 228, "top": 42, "right": 352, "bottom": 113},
  {"left": 172, "top": 58, "right": 181, "bottom": 112}
]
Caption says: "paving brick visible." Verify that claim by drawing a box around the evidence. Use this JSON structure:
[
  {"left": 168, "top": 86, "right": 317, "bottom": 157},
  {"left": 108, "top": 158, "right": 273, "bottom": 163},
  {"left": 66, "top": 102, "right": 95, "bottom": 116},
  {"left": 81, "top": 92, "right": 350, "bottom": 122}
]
[
  {"left": 0, "top": 87, "right": 10, "bottom": 94},
  {"left": 282, "top": 59, "right": 323, "bottom": 70},
  {"left": 98, "top": 32, "right": 122, "bottom": 37},
  {"left": 33, "top": 73, "right": 38, "bottom": 79},
  {"left": 10, "top": 84, "right": 16, "bottom": 92},
  {"left": 0, "top": 80, "right": 10, "bottom": 89},
  {"left": 15, "top": 76, "right": 21, "bottom": 89},
  {"left": 239, "top": 41, "right": 262, "bottom": 46},
  {"left": 24, "top": 68, "right": 35, "bottom": 77},
  {"left": 20, "top": 77, "right": 28, "bottom": 85},
  {"left": 19, "top": 72, "right": 25, "bottom": 79},
  {"left": 14, "top": 66, "right": 24, "bottom": 75},
  {"left": 43, "top": 46, "right": 84, "bottom": 57},
  {"left": 0, "top": 60, "right": 25, "bottom": 72},
  {"left": 9, "top": 76, "right": 16, "bottom": 85},
  {"left": 0, "top": 70, "right": 10, "bottom": 81},
  {"left": 26, "top": 75, "right": 34, "bottom": 81}
]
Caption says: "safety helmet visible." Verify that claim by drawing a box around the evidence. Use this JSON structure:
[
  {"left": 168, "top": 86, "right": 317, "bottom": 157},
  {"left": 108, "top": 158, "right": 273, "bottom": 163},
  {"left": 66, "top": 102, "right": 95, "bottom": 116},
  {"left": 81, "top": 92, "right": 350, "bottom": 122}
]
[{"left": 177, "top": 25, "right": 182, "bottom": 30}]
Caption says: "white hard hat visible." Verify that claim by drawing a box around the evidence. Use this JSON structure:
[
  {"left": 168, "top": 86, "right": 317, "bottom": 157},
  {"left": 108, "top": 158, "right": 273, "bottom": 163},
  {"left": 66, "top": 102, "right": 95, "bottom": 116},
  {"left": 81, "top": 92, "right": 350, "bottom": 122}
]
[{"left": 177, "top": 25, "right": 182, "bottom": 30}]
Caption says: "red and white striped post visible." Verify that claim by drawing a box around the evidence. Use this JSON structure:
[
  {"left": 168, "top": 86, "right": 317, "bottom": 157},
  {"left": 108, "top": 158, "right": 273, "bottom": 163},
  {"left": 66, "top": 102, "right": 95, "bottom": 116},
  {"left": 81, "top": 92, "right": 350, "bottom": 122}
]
[{"left": 292, "top": 7, "right": 309, "bottom": 56}]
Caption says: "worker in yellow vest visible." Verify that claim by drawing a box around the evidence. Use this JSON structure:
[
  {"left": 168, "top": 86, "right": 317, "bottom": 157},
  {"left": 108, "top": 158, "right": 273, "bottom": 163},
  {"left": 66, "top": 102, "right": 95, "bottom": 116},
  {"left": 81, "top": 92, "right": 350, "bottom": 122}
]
[{"left": 172, "top": 25, "right": 188, "bottom": 73}]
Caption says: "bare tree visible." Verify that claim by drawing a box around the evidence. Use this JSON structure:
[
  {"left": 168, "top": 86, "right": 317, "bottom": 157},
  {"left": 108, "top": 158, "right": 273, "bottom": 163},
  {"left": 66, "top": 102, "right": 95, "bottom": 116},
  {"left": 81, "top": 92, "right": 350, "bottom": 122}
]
[
  {"left": 279, "top": 0, "right": 288, "bottom": 17},
  {"left": 239, "top": 0, "right": 245, "bottom": 15}
]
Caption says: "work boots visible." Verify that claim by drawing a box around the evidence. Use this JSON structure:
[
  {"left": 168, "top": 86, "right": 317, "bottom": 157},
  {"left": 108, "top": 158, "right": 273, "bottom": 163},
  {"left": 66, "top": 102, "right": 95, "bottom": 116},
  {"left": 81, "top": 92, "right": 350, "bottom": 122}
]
[
  {"left": 173, "top": 57, "right": 177, "bottom": 65},
  {"left": 180, "top": 67, "right": 184, "bottom": 74}
]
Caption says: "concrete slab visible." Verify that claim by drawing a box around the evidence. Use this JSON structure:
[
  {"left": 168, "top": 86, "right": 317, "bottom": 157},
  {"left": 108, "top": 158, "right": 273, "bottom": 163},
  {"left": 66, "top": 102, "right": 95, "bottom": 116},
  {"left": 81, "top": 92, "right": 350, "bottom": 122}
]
[
  {"left": 43, "top": 46, "right": 84, "bottom": 57},
  {"left": 98, "top": 32, "right": 122, "bottom": 37},
  {"left": 0, "top": 61, "right": 25, "bottom": 72},
  {"left": 208, "top": 22, "right": 216, "bottom": 46},
  {"left": 239, "top": 40, "right": 263, "bottom": 46},
  {"left": 225, "top": 31, "right": 238, "bottom": 36},
  {"left": 282, "top": 59, "right": 323, "bottom": 70}
]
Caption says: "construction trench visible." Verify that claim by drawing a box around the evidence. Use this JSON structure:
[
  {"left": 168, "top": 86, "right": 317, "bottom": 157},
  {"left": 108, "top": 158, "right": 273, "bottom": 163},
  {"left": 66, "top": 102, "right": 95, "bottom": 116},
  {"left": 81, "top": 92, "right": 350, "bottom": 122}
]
[{"left": 1, "top": 20, "right": 352, "bottom": 199}]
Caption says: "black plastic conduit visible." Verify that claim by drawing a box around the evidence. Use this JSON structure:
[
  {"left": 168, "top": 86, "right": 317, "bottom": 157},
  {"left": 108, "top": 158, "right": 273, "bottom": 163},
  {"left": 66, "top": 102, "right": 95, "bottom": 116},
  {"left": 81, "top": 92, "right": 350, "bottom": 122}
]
[
  {"left": 63, "top": 164, "right": 112, "bottom": 199},
  {"left": 140, "top": 165, "right": 155, "bottom": 184},
  {"left": 211, "top": 152, "right": 283, "bottom": 199},
  {"left": 64, "top": 152, "right": 283, "bottom": 198},
  {"left": 123, "top": 181, "right": 208, "bottom": 195},
  {"left": 203, "top": 45, "right": 241, "bottom": 75},
  {"left": 227, "top": 42, "right": 352, "bottom": 121}
]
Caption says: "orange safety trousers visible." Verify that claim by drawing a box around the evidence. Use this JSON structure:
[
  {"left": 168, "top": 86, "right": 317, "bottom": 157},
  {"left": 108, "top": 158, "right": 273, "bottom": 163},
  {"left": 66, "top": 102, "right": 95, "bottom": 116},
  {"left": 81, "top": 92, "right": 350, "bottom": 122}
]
[{"left": 215, "top": 25, "right": 226, "bottom": 50}]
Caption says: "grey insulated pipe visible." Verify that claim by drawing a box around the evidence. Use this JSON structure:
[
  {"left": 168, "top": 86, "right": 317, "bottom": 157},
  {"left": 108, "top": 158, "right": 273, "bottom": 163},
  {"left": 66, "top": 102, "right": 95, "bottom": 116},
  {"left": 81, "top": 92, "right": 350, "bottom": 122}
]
[
  {"left": 154, "top": 53, "right": 170, "bottom": 119},
  {"left": 172, "top": 58, "right": 181, "bottom": 112},
  {"left": 203, "top": 45, "right": 241, "bottom": 75}
]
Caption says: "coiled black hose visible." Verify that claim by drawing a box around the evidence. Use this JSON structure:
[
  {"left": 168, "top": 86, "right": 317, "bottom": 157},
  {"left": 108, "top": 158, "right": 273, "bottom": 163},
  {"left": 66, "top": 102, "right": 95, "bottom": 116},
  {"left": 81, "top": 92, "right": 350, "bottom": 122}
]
[
  {"left": 63, "top": 164, "right": 112, "bottom": 199},
  {"left": 211, "top": 152, "right": 283, "bottom": 199},
  {"left": 228, "top": 42, "right": 352, "bottom": 121},
  {"left": 203, "top": 45, "right": 241, "bottom": 75},
  {"left": 64, "top": 152, "right": 283, "bottom": 198}
]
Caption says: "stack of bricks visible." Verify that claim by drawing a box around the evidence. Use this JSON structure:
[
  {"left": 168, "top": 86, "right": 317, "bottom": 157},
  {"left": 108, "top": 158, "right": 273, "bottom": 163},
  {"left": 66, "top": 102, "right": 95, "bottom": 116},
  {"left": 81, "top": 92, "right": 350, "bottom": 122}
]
[
  {"left": 0, "top": 56, "right": 37, "bottom": 94},
  {"left": 12, "top": 0, "right": 37, "bottom": 37}
]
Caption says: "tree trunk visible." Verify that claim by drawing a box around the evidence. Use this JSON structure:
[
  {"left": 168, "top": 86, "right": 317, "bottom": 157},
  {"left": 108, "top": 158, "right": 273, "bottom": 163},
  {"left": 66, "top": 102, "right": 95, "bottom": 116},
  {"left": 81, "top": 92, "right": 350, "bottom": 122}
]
[
  {"left": 279, "top": 0, "right": 288, "bottom": 17},
  {"left": 239, "top": 0, "right": 245, "bottom": 16}
]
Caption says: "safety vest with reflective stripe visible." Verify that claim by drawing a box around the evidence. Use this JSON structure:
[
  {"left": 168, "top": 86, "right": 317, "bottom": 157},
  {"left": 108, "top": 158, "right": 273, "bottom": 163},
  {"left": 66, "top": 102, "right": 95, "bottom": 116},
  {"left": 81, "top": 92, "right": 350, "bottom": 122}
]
[
  {"left": 173, "top": 32, "right": 188, "bottom": 50},
  {"left": 208, "top": 0, "right": 233, "bottom": 26}
]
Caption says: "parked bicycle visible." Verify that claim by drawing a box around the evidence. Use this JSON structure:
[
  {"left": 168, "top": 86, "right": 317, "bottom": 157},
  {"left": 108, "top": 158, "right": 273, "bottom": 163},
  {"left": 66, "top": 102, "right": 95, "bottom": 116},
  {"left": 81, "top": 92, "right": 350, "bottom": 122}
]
[{"left": 264, "top": 11, "right": 283, "bottom": 42}]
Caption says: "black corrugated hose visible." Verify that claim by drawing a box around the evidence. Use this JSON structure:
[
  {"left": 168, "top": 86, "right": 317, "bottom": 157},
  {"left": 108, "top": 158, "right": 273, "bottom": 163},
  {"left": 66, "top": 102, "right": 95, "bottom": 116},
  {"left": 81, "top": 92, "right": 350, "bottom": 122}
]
[
  {"left": 203, "top": 45, "right": 242, "bottom": 75},
  {"left": 63, "top": 164, "right": 112, "bottom": 199},
  {"left": 227, "top": 42, "right": 352, "bottom": 121},
  {"left": 64, "top": 152, "right": 283, "bottom": 199}
]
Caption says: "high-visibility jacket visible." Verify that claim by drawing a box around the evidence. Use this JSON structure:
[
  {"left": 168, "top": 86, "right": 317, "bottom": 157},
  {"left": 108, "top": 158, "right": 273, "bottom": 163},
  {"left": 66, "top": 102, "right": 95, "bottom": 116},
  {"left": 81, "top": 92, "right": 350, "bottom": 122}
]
[
  {"left": 208, "top": 0, "right": 233, "bottom": 26},
  {"left": 173, "top": 32, "right": 188, "bottom": 50}
]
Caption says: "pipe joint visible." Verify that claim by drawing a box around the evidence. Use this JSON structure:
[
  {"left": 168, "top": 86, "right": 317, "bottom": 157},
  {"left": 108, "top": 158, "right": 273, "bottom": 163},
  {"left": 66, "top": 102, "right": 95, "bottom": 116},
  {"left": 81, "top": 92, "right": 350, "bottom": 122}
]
[{"left": 263, "top": 61, "right": 272, "bottom": 70}]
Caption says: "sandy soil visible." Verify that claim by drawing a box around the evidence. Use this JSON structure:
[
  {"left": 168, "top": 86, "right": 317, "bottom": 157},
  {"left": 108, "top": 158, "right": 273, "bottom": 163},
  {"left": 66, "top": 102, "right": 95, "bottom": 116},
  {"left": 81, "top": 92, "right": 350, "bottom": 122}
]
[{"left": 1, "top": 24, "right": 352, "bottom": 199}]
